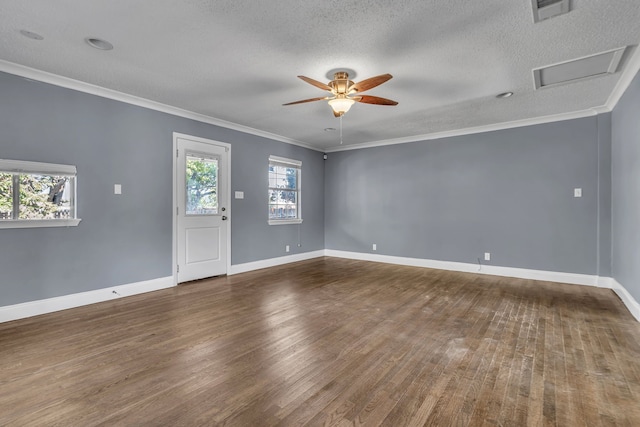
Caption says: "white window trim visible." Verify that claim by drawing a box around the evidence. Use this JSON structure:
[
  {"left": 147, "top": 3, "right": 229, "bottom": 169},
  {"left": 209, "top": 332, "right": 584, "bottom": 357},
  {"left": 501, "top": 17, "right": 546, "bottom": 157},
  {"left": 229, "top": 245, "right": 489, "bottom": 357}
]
[
  {"left": 0, "top": 159, "right": 81, "bottom": 229},
  {"left": 0, "top": 159, "right": 76, "bottom": 176},
  {"left": 268, "top": 155, "right": 302, "bottom": 225},
  {"left": 268, "top": 218, "right": 303, "bottom": 225},
  {"left": 0, "top": 219, "right": 81, "bottom": 229},
  {"left": 268, "top": 155, "right": 302, "bottom": 168}
]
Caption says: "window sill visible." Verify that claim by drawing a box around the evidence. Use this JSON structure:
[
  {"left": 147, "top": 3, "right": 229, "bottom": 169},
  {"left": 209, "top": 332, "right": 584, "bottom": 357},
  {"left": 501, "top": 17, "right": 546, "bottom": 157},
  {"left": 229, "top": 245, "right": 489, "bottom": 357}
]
[
  {"left": 0, "top": 219, "right": 82, "bottom": 229},
  {"left": 268, "top": 219, "right": 303, "bottom": 226}
]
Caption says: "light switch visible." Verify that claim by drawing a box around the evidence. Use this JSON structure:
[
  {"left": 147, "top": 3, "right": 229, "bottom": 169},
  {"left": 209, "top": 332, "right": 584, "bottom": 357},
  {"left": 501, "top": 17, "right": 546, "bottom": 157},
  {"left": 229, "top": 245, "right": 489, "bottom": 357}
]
[
  {"left": 114, "top": 184, "right": 122, "bottom": 195},
  {"left": 235, "top": 191, "right": 244, "bottom": 199},
  {"left": 574, "top": 188, "right": 582, "bottom": 198}
]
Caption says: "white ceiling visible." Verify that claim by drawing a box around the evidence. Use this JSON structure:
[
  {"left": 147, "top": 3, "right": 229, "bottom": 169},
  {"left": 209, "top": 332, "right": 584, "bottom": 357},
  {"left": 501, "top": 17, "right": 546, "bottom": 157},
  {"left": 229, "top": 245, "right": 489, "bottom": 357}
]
[{"left": 1, "top": 1, "right": 639, "bottom": 151}]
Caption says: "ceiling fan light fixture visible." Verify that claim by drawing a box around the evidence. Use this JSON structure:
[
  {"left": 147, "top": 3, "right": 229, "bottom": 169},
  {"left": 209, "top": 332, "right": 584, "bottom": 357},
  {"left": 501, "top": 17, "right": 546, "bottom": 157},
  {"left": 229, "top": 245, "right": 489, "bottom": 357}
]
[
  {"left": 284, "top": 72, "right": 397, "bottom": 118},
  {"left": 328, "top": 98, "right": 355, "bottom": 116}
]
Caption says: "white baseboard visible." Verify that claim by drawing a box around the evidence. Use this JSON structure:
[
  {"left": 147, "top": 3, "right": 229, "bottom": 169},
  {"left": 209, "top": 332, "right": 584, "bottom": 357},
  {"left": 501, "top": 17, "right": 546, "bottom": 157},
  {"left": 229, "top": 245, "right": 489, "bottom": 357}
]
[
  {"left": 4, "top": 252, "right": 638, "bottom": 324},
  {"left": 325, "top": 250, "right": 640, "bottom": 321},
  {"left": 324, "top": 250, "right": 599, "bottom": 286},
  {"left": 596, "top": 276, "right": 614, "bottom": 289},
  {"left": 610, "top": 279, "right": 640, "bottom": 322},
  {"left": 229, "top": 250, "right": 325, "bottom": 275},
  {"left": 0, "top": 276, "right": 174, "bottom": 324},
  {"left": 2, "top": 250, "right": 327, "bottom": 323}
]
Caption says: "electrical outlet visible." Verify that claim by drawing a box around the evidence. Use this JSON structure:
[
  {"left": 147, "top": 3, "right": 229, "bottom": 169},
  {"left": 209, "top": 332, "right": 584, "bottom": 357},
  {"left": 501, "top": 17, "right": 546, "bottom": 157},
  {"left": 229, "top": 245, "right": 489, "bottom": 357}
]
[
  {"left": 114, "top": 184, "right": 122, "bottom": 194},
  {"left": 484, "top": 252, "right": 491, "bottom": 261},
  {"left": 285, "top": 245, "right": 290, "bottom": 253},
  {"left": 574, "top": 188, "right": 582, "bottom": 198},
  {"left": 372, "top": 243, "right": 377, "bottom": 251}
]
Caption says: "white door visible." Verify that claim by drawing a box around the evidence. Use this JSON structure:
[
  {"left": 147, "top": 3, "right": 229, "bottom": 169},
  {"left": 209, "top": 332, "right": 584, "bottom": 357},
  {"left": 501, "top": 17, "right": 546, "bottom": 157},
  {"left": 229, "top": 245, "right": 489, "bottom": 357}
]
[{"left": 176, "top": 136, "right": 229, "bottom": 283}]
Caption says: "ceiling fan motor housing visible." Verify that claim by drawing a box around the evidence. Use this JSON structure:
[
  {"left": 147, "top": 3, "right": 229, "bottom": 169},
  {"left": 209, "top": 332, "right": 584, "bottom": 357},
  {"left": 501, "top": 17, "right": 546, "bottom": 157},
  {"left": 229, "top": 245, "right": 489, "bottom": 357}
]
[{"left": 328, "top": 72, "right": 354, "bottom": 94}]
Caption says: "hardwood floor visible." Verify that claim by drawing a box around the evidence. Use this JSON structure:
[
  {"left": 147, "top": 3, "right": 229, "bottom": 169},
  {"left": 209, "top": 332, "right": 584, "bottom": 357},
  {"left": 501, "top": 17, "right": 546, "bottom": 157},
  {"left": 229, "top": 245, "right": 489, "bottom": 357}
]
[{"left": 1, "top": 257, "right": 639, "bottom": 426}]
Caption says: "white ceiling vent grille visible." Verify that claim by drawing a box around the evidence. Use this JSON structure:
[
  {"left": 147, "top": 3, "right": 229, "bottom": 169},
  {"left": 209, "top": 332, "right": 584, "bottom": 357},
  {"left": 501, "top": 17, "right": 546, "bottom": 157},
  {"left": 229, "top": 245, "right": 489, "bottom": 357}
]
[
  {"left": 533, "top": 47, "right": 627, "bottom": 89},
  {"left": 531, "top": 0, "right": 570, "bottom": 22}
]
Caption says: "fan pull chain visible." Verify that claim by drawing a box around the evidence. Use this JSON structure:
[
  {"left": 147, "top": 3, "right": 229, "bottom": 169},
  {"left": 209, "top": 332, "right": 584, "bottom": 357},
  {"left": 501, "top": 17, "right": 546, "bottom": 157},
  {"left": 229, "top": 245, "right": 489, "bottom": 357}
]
[{"left": 339, "top": 115, "right": 343, "bottom": 145}]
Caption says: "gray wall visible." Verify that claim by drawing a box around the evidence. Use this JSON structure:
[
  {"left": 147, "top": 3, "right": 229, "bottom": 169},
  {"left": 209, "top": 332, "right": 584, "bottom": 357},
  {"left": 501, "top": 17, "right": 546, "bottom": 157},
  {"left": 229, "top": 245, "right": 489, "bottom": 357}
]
[
  {"left": 230, "top": 135, "right": 324, "bottom": 264},
  {"left": 3, "top": 64, "right": 637, "bottom": 308},
  {"left": 597, "top": 113, "right": 612, "bottom": 277},
  {"left": 325, "top": 117, "right": 608, "bottom": 275},
  {"left": 612, "top": 69, "right": 640, "bottom": 302},
  {"left": 0, "top": 71, "right": 324, "bottom": 306}
]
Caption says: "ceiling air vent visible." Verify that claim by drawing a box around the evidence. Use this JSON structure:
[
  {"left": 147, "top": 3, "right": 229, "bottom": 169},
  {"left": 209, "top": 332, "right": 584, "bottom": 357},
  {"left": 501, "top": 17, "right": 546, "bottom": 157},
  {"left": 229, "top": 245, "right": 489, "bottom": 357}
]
[
  {"left": 531, "top": 0, "right": 570, "bottom": 22},
  {"left": 533, "top": 47, "right": 626, "bottom": 89}
]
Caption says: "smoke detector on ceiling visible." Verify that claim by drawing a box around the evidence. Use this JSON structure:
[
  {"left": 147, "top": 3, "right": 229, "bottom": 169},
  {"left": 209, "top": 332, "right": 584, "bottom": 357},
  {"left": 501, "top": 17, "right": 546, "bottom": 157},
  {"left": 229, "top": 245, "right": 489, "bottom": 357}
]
[{"left": 531, "top": 0, "right": 570, "bottom": 22}]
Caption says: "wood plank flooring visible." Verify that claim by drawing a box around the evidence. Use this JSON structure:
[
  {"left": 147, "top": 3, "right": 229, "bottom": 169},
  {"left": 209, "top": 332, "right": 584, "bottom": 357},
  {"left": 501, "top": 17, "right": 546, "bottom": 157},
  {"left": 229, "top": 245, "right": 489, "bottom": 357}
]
[{"left": 1, "top": 257, "right": 639, "bottom": 426}]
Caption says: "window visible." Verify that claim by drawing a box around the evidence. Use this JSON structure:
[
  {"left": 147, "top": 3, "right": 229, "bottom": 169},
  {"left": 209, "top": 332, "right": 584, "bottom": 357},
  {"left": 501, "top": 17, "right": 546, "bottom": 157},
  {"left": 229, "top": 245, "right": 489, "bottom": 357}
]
[
  {"left": 185, "top": 153, "right": 218, "bottom": 215},
  {"left": 268, "top": 155, "right": 302, "bottom": 225},
  {"left": 0, "top": 159, "right": 80, "bottom": 228}
]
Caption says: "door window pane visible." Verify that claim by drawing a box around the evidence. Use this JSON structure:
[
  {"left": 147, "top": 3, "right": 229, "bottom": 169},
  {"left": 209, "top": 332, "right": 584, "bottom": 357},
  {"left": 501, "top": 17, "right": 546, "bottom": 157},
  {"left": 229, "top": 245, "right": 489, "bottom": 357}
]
[{"left": 186, "top": 154, "right": 218, "bottom": 215}]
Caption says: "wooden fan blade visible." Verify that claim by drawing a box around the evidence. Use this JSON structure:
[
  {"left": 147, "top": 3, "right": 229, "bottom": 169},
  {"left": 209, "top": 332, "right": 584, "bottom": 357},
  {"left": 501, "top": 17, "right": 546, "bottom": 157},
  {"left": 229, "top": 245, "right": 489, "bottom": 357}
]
[
  {"left": 349, "top": 74, "right": 393, "bottom": 93},
  {"left": 283, "top": 96, "right": 330, "bottom": 106},
  {"left": 353, "top": 95, "right": 398, "bottom": 105},
  {"left": 298, "top": 75, "right": 333, "bottom": 92}
]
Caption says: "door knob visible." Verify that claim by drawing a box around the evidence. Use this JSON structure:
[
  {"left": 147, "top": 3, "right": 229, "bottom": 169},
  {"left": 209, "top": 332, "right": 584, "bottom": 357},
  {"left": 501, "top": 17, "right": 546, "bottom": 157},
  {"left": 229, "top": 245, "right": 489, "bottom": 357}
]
[{"left": 222, "top": 216, "right": 228, "bottom": 220}]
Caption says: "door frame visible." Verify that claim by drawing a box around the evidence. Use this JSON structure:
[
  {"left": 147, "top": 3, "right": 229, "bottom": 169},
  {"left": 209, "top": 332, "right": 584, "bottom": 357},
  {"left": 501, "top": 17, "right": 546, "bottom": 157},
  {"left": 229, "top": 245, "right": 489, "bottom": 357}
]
[{"left": 172, "top": 132, "right": 232, "bottom": 285}]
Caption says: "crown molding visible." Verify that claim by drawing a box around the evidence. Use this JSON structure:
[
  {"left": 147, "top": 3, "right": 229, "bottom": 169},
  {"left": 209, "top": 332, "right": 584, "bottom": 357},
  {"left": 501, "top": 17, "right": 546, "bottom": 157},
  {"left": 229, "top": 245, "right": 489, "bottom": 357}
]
[
  {"left": 0, "top": 60, "right": 321, "bottom": 152},
  {"left": 590, "top": 105, "right": 612, "bottom": 114},
  {"left": 604, "top": 46, "right": 640, "bottom": 111},
  {"left": 3, "top": 45, "right": 639, "bottom": 156},
  {"left": 324, "top": 108, "right": 600, "bottom": 152},
  {"left": 325, "top": 48, "right": 640, "bottom": 153}
]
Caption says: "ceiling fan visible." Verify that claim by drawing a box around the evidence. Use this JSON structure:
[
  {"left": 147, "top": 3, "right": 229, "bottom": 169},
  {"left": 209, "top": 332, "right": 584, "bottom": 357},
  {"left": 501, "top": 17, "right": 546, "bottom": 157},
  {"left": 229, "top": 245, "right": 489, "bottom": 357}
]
[{"left": 283, "top": 71, "right": 398, "bottom": 117}]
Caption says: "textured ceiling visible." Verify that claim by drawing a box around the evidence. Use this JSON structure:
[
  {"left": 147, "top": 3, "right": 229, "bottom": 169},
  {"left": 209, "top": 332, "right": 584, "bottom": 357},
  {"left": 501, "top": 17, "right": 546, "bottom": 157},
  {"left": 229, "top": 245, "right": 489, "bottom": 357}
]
[{"left": 0, "top": 1, "right": 639, "bottom": 151}]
